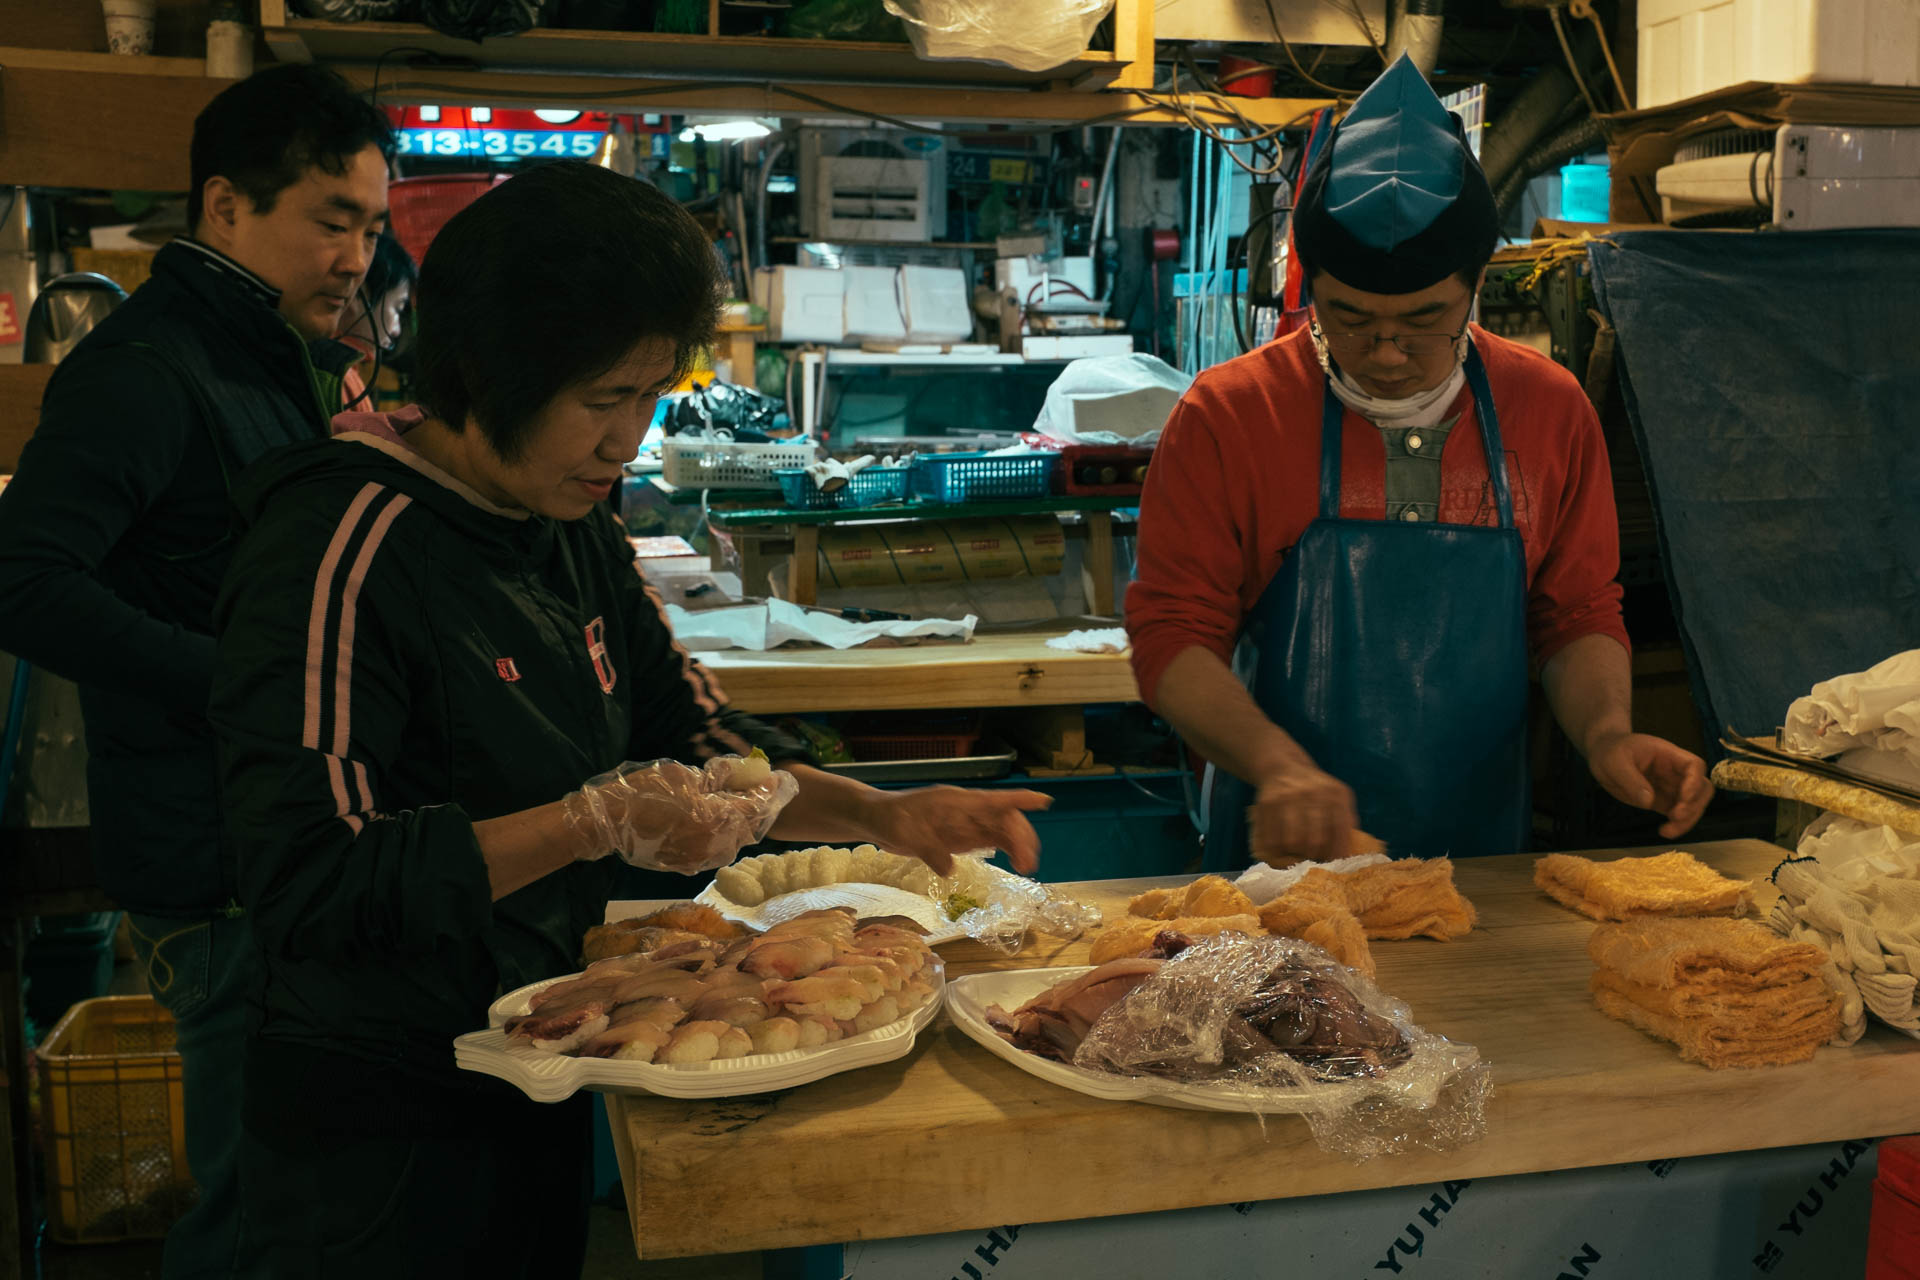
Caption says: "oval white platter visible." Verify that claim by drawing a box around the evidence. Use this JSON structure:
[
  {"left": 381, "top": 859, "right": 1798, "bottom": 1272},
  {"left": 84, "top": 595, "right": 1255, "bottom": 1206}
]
[
  {"left": 692, "top": 854, "right": 1035, "bottom": 946},
  {"left": 946, "top": 966, "right": 1461, "bottom": 1115},
  {"left": 455, "top": 961, "right": 944, "bottom": 1103}
]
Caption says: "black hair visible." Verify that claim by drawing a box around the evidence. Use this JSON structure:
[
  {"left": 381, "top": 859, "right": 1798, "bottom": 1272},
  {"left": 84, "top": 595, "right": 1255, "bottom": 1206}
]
[
  {"left": 412, "top": 162, "right": 723, "bottom": 463},
  {"left": 362, "top": 231, "right": 416, "bottom": 306},
  {"left": 188, "top": 63, "right": 394, "bottom": 230}
]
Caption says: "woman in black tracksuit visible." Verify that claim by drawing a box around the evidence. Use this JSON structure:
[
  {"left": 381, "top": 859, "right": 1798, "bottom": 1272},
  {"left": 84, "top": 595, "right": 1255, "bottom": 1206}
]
[{"left": 210, "top": 162, "right": 1049, "bottom": 1279}]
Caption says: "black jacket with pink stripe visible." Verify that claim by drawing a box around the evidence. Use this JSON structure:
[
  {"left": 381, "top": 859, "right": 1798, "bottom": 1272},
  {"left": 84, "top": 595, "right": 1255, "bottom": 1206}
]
[{"left": 210, "top": 426, "right": 802, "bottom": 1073}]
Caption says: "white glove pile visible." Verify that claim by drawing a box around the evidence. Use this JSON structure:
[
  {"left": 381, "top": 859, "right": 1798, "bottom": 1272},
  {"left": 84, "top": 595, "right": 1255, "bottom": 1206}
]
[
  {"left": 1782, "top": 650, "right": 1920, "bottom": 779},
  {"left": 1766, "top": 817, "right": 1920, "bottom": 1044}
]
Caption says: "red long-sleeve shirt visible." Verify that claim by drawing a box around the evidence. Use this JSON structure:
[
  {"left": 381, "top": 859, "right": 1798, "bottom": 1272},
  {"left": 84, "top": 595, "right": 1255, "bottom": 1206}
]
[{"left": 1125, "top": 324, "right": 1629, "bottom": 707}]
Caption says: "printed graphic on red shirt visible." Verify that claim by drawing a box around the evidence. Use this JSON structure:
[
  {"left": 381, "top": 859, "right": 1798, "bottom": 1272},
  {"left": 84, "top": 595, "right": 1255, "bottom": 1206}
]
[
  {"left": 0, "top": 293, "right": 21, "bottom": 345},
  {"left": 585, "top": 616, "right": 616, "bottom": 693},
  {"left": 1462, "top": 449, "right": 1534, "bottom": 537}
]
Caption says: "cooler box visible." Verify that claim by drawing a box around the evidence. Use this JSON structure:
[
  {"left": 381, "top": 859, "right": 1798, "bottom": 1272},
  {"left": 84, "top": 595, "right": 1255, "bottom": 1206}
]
[{"left": 1637, "top": 0, "right": 1920, "bottom": 108}]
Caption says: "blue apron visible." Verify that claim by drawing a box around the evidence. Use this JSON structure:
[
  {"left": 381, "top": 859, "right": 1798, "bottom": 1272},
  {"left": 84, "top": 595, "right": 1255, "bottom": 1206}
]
[{"left": 1203, "top": 344, "right": 1531, "bottom": 867}]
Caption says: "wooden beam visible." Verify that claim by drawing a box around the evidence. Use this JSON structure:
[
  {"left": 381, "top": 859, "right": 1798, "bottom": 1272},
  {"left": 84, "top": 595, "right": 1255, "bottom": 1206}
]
[
  {"left": 337, "top": 64, "right": 1327, "bottom": 128},
  {"left": 0, "top": 365, "right": 54, "bottom": 473},
  {"left": 0, "top": 47, "right": 206, "bottom": 77},
  {"left": 0, "top": 61, "right": 221, "bottom": 189},
  {"left": 0, "top": 0, "right": 217, "bottom": 61},
  {"left": 1106, "top": 0, "right": 1157, "bottom": 93},
  {"left": 258, "top": 0, "right": 313, "bottom": 66}
]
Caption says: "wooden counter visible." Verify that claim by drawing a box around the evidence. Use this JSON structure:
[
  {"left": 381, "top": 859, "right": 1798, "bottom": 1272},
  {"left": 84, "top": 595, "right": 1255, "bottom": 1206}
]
[
  {"left": 698, "top": 628, "right": 1140, "bottom": 714},
  {"left": 605, "top": 839, "right": 1920, "bottom": 1259}
]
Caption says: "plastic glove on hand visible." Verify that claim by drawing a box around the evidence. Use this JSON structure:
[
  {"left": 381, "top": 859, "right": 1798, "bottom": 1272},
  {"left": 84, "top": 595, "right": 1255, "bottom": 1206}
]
[{"left": 564, "top": 752, "right": 798, "bottom": 874}]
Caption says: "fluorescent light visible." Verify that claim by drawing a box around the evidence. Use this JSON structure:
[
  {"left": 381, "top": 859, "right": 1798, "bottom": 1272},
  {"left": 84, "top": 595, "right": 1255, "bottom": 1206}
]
[{"left": 678, "top": 120, "right": 773, "bottom": 142}]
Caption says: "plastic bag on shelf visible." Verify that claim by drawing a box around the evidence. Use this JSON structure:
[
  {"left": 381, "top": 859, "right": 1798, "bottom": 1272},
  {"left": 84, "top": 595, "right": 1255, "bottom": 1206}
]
[
  {"left": 1030, "top": 353, "right": 1192, "bottom": 446},
  {"left": 417, "top": 0, "right": 554, "bottom": 40},
  {"left": 786, "top": 0, "right": 905, "bottom": 40},
  {"left": 1072, "top": 933, "right": 1491, "bottom": 1158},
  {"left": 663, "top": 380, "right": 789, "bottom": 441},
  {"left": 881, "top": 0, "right": 1112, "bottom": 72},
  {"left": 293, "top": 0, "right": 415, "bottom": 17}
]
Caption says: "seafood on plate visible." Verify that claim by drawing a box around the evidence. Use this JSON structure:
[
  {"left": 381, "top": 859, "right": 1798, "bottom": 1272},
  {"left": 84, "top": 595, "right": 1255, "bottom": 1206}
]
[{"left": 506, "top": 907, "right": 938, "bottom": 1065}]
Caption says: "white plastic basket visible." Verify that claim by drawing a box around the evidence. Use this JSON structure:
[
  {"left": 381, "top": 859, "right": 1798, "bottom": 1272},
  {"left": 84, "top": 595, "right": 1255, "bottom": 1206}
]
[{"left": 660, "top": 438, "right": 818, "bottom": 491}]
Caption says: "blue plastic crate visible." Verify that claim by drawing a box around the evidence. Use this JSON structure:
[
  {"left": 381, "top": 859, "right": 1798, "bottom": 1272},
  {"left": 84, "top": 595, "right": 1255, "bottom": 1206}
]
[
  {"left": 843, "top": 465, "right": 911, "bottom": 507},
  {"left": 911, "top": 452, "right": 1055, "bottom": 503},
  {"left": 774, "top": 465, "right": 912, "bottom": 511},
  {"left": 774, "top": 469, "right": 840, "bottom": 510}
]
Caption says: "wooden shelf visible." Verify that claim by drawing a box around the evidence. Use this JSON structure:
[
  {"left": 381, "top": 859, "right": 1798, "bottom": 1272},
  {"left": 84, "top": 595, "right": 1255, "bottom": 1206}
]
[
  {"left": 772, "top": 236, "right": 995, "bottom": 250},
  {"left": 262, "top": 17, "right": 1121, "bottom": 89},
  {"left": 698, "top": 626, "right": 1140, "bottom": 713},
  {"left": 0, "top": 48, "right": 225, "bottom": 190},
  {"left": 257, "top": 0, "right": 1329, "bottom": 128},
  {"left": 0, "top": 47, "right": 208, "bottom": 78}
]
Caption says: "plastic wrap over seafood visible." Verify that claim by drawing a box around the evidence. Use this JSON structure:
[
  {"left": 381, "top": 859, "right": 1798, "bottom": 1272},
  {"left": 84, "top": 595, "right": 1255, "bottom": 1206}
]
[
  {"left": 942, "top": 858, "right": 1103, "bottom": 955},
  {"left": 1071, "top": 933, "right": 1490, "bottom": 1158}
]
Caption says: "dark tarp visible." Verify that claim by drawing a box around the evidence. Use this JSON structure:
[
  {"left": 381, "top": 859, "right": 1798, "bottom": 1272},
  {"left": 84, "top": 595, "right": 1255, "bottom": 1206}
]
[{"left": 1588, "top": 229, "right": 1920, "bottom": 747}]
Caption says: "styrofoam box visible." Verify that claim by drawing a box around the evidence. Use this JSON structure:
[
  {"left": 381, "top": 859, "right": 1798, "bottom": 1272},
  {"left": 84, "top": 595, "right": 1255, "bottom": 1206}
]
[
  {"left": 760, "top": 265, "right": 846, "bottom": 343},
  {"left": 1021, "top": 333, "right": 1136, "bottom": 360},
  {"left": 842, "top": 265, "right": 906, "bottom": 341},
  {"left": 1638, "top": 0, "right": 1920, "bottom": 109},
  {"left": 897, "top": 265, "right": 973, "bottom": 342}
]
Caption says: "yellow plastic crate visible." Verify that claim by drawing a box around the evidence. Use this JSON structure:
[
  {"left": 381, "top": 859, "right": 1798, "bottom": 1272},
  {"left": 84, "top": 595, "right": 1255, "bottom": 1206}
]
[
  {"left": 37, "top": 995, "right": 194, "bottom": 1244},
  {"left": 68, "top": 248, "right": 156, "bottom": 296}
]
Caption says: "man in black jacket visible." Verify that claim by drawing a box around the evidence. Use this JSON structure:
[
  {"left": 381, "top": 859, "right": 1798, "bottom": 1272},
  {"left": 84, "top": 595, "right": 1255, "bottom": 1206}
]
[{"left": 0, "top": 65, "right": 391, "bottom": 1277}]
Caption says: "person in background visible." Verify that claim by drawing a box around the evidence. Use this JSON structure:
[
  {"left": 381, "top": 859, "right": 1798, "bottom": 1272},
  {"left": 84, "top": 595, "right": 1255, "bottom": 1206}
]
[
  {"left": 210, "top": 161, "right": 1050, "bottom": 1278},
  {"left": 335, "top": 229, "right": 415, "bottom": 410},
  {"left": 0, "top": 64, "right": 391, "bottom": 1278},
  {"left": 1126, "top": 56, "right": 1711, "bottom": 869}
]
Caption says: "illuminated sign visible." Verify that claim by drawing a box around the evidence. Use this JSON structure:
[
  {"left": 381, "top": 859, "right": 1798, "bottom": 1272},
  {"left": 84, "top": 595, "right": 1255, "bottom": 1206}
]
[{"left": 394, "top": 129, "right": 603, "bottom": 158}]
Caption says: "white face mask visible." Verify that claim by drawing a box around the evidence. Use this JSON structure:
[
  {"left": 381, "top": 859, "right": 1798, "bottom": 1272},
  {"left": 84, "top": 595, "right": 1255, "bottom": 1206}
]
[{"left": 1309, "top": 318, "right": 1471, "bottom": 431}]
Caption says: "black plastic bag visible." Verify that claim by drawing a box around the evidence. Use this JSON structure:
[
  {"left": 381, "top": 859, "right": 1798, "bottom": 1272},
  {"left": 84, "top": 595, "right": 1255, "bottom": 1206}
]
[
  {"left": 664, "top": 380, "right": 789, "bottom": 442},
  {"left": 417, "top": 0, "right": 554, "bottom": 40}
]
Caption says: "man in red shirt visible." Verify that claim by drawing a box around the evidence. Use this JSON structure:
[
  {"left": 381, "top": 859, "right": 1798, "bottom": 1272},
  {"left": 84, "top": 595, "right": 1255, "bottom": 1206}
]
[{"left": 1126, "top": 56, "right": 1710, "bottom": 866}]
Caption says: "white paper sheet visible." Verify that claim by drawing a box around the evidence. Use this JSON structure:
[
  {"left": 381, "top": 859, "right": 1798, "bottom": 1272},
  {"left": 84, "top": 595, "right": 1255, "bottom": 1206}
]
[{"left": 665, "top": 597, "right": 976, "bottom": 651}]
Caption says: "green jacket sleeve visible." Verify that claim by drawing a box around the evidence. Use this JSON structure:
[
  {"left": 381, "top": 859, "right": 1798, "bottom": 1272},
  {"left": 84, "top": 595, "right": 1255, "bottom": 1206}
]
[{"left": 211, "top": 482, "right": 493, "bottom": 963}]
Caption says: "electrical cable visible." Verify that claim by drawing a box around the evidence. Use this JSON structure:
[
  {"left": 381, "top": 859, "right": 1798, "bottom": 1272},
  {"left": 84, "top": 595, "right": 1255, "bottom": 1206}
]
[
  {"left": 378, "top": 74, "right": 1176, "bottom": 137},
  {"left": 1345, "top": 0, "right": 1389, "bottom": 65},
  {"left": 1260, "top": 0, "right": 1356, "bottom": 97},
  {"left": 1568, "top": 0, "right": 1634, "bottom": 111},
  {"left": 339, "top": 278, "right": 389, "bottom": 413},
  {"left": 1547, "top": 7, "right": 1607, "bottom": 120}
]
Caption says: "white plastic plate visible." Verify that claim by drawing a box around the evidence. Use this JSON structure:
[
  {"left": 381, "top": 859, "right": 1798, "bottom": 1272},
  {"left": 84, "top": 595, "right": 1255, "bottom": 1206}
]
[
  {"left": 693, "top": 854, "right": 1034, "bottom": 946},
  {"left": 456, "top": 962, "right": 944, "bottom": 1103},
  {"left": 946, "top": 967, "right": 1460, "bottom": 1115}
]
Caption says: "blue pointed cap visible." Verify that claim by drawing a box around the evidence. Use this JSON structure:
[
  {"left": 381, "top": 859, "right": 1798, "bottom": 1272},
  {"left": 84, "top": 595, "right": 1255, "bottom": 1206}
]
[
  {"left": 1324, "top": 55, "right": 1465, "bottom": 250},
  {"left": 1293, "top": 55, "right": 1500, "bottom": 295}
]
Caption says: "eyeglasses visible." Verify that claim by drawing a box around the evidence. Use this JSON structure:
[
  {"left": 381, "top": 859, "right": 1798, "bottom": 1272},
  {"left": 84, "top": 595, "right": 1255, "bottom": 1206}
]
[{"left": 1312, "top": 310, "right": 1471, "bottom": 358}]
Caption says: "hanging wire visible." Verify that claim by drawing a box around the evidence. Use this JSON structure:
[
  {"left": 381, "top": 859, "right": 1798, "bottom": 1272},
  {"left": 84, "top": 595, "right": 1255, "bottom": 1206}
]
[
  {"left": 1548, "top": 6, "right": 1608, "bottom": 119},
  {"left": 1568, "top": 0, "right": 1635, "bottom": 110},
  {"left": 1260, "top": 0, "right": 1354, "bottom": 97}
]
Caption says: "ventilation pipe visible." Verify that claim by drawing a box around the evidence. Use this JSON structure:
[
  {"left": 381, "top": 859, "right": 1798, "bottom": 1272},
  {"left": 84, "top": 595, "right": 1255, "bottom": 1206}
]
[
  {"left": 1386, "top": 0, "right": 1445, "bottom": 77},
  {"left": 1480, "top": 64, "right": 1580, "bottom": 192},
  {"left": 1493, "top": 115, "right": 1608, "bottom": 218}
]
